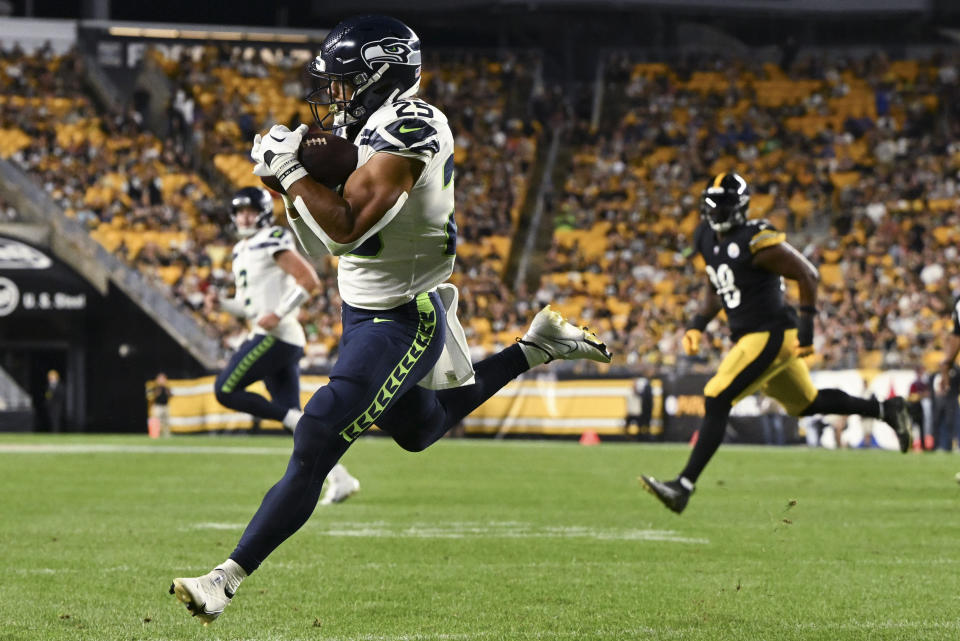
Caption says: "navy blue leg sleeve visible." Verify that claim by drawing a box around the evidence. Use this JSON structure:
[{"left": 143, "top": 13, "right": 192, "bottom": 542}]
[
  {"left": 229, "top": 293, "right": 445, "bottom": 573},
  {"left": 214, "top": 335, "right": 303, "bottom": 421},
  {"left": 230, "top": 415, "right": 350, "bottom": 574},
  {"left": 377, "top": 344, "right": 530, "bottom": 451},
  {"left": 263, "top": 350, "right": 302, "bottom": 412}
]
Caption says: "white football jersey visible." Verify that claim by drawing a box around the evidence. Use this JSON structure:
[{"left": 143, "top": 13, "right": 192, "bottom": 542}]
[
  {"left": 337, "top": 96, "right": 457, "bottom": 309},
  {"left": 230, "top": 225, "right": 306, "bottom": 347}
]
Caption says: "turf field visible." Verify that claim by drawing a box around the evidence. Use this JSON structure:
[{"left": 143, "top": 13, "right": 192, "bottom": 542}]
[{"left": 1, "top": 434, "right": 958, "bottom": 641}]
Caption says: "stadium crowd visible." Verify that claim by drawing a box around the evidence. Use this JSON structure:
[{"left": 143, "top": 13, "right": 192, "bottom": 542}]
[
  {"left": 542, "top": 50, "right": 960, "bottom": 373},
  {"left": 3, "top": 42, "right": 960, "bottom": 376}
]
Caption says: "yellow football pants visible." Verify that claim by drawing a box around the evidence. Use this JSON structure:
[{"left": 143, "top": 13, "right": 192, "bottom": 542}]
[{"left": 702, "top": 328, "right": 818, "bottom": 416}]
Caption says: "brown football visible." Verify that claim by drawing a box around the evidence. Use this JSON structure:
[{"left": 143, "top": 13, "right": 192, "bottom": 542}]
[{"left": 260, "top": 130, "right": 358, "bottom": 193}]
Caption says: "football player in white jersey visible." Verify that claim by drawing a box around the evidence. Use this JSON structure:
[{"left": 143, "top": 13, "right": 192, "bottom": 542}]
[
  {"left": 215, "top": 187, "right": 359, "bottom": 505},
  {"left": 171, "top": 15, "right": 611, "bottom": 624}
]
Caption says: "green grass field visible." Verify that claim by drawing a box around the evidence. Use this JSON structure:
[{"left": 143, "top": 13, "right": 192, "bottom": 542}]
[{"left": 1, "top": 434, "right": 958, "bottom": 641}]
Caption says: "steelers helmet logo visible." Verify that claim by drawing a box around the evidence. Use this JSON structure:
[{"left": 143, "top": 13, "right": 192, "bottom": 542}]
[{"left": 727, "top": 243, "right": 740, "bottom": 259}]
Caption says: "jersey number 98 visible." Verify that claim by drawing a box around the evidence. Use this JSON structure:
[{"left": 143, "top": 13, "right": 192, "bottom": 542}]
[{"left": 705, "top": 264, "right": 741, "bottom": 309}]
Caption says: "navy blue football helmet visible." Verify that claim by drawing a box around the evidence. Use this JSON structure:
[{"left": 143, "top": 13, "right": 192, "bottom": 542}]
[
  {"left": 701, "top": 172, "right": 751, "bottom": 233},
  {"left": 306, "top": 15, "right": 422, "bottom": 136},
  {"left": 230, "top": 187, "right": 273, "bottom": 237}
]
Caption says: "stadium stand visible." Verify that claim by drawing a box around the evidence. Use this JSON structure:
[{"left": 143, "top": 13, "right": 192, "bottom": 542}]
[
  {"left": 3, "top": 43, "right": 543, "bottom": 362},
  {"left": 540, "top": 50, "right": 960, "bottom": 373},
  {"left": 5, "top": 40, "right": 960, "bottom": 377}
]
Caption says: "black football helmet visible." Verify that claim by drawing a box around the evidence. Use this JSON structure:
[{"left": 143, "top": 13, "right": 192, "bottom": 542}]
[
  {"left": 701, "top": 172, "right": 750, "bottom": 233},
  {"left": 305, "top": 15, "right": 422, "bottom": 137},
  {"left": 230, "top": 186, "right": 273, "bottom": 238}
]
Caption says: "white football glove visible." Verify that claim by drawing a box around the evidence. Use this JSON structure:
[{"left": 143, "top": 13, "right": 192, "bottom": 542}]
[
  {"left": 250, "top": 133, "right": 271, "bottom": 177},
  {"left": 252, "top": 124, "right": 310, "bottom": 190}
]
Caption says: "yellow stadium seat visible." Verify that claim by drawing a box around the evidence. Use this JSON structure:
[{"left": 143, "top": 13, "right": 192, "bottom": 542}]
[
  {"left": 818, "top": 263, "right": 844, "bottom": 287},
  {"left": 830, "top": 172, "right": 861, "bottom": 189}
]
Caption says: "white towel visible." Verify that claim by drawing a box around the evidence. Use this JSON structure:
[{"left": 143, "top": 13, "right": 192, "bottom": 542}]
[{"left": 418, "top": 283, "right": 476, "bottom": 390}]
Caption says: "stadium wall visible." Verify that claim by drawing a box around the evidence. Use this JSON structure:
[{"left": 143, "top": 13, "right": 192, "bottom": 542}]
[
  {"left": 0, "top": 233, "right": 208, "bottom": 432},
  {"left": 154, "top": 369, "right": 915, "bottom": 447}
]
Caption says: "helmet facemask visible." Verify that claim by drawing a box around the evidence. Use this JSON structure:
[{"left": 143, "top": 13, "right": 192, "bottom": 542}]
[
  {"left": 306, "top": 60, "right": 374, "bottom": 131},
  {"left": 701, "top": 175, "right": 750, "bottom": 233},
  {"left": 306, "top": 60, "right": 404, "bottom": 133}
]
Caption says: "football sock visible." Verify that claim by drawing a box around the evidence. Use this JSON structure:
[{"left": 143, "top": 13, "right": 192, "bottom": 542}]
[
  {"left": 282, "top": 408, "right": 303, "bottom": 431},
  {"left": 216, "top": 559, "right": 247, "bottom": 596},
  {"left": 680, "top": 396, "right": 731, "bottom": 484},
  {"left": 800, "top": 389, "right": 880, "bottom": 418},
  {"left": 434, "top": 344, "right": 531, "bottom": 421},
  {"left": 518, "top": 341, "right": 551, "bottom": 367},
  {"left": 327, "top": 463, "right": 349, "bottom": 484}
]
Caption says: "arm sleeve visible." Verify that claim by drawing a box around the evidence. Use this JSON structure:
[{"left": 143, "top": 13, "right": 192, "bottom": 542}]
[{"left": 220, "top": 297, "right": 246, "bottom": 317}]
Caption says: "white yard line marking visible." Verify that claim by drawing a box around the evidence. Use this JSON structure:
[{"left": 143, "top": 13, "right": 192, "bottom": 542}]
[
  {"left": 185, "top": 520, "right": 708, "bottom": 544},
  {"left": 0, "top": 443, "right": 291, "bottom": 455}
]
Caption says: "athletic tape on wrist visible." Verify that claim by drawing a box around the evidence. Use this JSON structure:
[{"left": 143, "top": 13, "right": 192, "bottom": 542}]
[
  {"left": 274, "top": 156, "right": 308, "bottom": 191},
  {"left": 276, "top": 285, "right": 309, "bottom": 318}
]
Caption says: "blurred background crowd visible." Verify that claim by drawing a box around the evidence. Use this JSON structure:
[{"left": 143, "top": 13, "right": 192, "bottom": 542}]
[{"left": 3, "top": 41, "right": 960, "bottom": 379}]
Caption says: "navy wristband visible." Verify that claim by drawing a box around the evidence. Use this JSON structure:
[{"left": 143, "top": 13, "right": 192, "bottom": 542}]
[{"left": 689, "top": 314, "right": 709, "bottom": 332}]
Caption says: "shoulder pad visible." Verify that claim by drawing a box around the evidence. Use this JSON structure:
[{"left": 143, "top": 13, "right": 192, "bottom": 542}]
[
  {"left": 360, "top": 99, "right": 447, "bottom": 158},
  {"left": 747, "top": 220, "right": 786, "bottom": 254},
  {"left": 745, "top": 218, "right": 777, "bottom": 232}
]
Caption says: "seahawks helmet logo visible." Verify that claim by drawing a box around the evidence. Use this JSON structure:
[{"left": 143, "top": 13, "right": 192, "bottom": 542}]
[{"left": 361, "top": 37, "right": 421, "bottom": 67}]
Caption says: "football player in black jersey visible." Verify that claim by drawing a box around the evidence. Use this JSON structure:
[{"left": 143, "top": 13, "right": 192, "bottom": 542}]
[
  {"left": 937, "top": 295, "right": 960, "bottom": 454},
  {"left": 937, "top": 296, "right": 960, "bottom": 394},
  {"left": 640, "top": 172, "right": 913, "bottom": 514}
]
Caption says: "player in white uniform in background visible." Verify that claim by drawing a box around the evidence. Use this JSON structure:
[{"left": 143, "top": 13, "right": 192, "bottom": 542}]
[
  {"left": 171, "top": 15, "right": 611, "bottom": 624},
  {"left": 216, "top": 187, "right": 359, "bottom": 505}
]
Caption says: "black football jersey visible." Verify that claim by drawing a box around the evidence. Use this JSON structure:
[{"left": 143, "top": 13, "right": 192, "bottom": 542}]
[{"left": 693, "top": 219, "right": 798, "bottom": 340}]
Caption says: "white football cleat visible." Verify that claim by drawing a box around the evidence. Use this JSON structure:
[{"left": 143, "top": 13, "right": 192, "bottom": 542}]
[
  {"left": 169, "top": 570, "right": 233, "bottom": 625},
  {"left": 519, "top": 305, "right": 612, "bottom": 363},
  {"left": 320, "top": 470, "right": 360, "bottom": 506}
]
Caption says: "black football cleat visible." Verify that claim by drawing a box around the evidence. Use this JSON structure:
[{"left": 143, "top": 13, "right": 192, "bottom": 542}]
[
  {"left": 881, "top": 396, "right": 912, "bottom": 454},
  {"left": 639, "top": 475, "right": 692, "bottom": 514}
]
